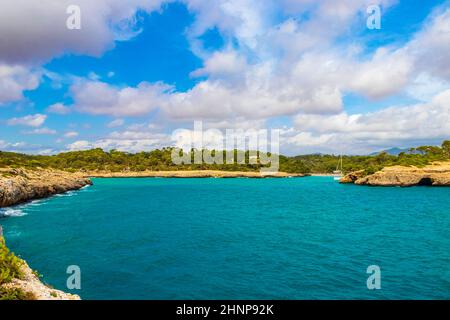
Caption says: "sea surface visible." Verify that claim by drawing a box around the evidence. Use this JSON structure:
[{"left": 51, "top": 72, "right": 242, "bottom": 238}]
[{"left": 1, "top": 177, "right": 449, "bottom": 299}]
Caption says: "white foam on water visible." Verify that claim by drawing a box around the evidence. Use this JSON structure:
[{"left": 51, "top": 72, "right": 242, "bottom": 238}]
[
  {"left": 55, "top": 190, "right": 76, "bottom": 197},
  {"left": 0, "top": 185, "right": 91, "bottom": 218},
  {"left": 0, "top": 208, "right": 27, "bottom": 217},
  {"left": 28, "top": 199, "right": 44, "bottom": 206}
]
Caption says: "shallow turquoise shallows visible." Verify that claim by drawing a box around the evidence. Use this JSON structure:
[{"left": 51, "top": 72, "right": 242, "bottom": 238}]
[{"left": 1, "top": 177, "right": 449, "bottom": 299}]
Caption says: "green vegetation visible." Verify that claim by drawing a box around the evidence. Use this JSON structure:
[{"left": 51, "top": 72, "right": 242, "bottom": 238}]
[
  {"left": 292, "top": 141, "right": 450, "bottom": 174},
  {"left": 0, "top": 287, "right": 35, "bottom": 300},
  {"left": 0, "top": 236, "right": 34, "bottom": 300},
  {"left": 0, "top": 237, "right": 23, "bottom": 285},
  {"left": 0, "top": 140, "right": 449, "bottom": 174}
]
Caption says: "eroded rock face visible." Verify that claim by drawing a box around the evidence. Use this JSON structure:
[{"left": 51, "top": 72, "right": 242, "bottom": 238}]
[
  {"left": 0, "top": 168, "right": 92, "bottom": 208},
  {"left": 342, "top": 162, "right": 450, "bottom": 187},
  {"left": 339, "top": 170, "right": 365, "bottom": 183}
]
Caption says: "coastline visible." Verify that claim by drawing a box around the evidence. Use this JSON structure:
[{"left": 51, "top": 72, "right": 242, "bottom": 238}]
[
  {"left": 309, "top": 173, "right": 337, "bottom": 177},
  {"left": 0, "top": 168, "right": 303, "bottom": 299},
  {"left": 0, "top": 168, "right": 88, "bottom": 299},
  {"left": 84, "top": 170, "right": 307, "bottom": 179},
  {"left": 0, "top": 168, "right": 92, "bottom": 208},
  {"left": 340, "top": 161, "right": 450, "bottom": 186},
  {"left": 0, "top": 231, "right": 80, "bottom": 300},
  {"left": 1, "top": 163, "right": 449, "bottom": 300}
]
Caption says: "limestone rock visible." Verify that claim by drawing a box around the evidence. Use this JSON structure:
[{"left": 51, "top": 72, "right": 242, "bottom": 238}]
[
  {"left": 351, "top": 162, "right": 450, "bottom": 187},
  {"left": 339, "top": 170, "right": 365, "bottom": 183},
  {"left": 0, "top": 168, "right": 92, "bottom": 208},
  {"left": 0, "top": 247, "right": 80, "bottom": 300}
]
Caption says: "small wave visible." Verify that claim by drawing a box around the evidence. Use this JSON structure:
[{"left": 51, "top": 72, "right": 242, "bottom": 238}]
[
  {"left": 28, "top": 199, "right": 44, "bottom": 206},
  {"left": 54, "top": 190, "right": 76, "bottom": 197},
  {"left": 0, "top": 208, "right": 27, "bottom": 217}
]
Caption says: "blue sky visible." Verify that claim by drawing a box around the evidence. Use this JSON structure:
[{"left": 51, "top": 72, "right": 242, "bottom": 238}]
[{"left": 0, "top": 0, "right": 449, "bottom": 155}]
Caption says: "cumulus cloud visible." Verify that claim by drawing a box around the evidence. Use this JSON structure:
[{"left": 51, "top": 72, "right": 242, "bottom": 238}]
[
  {"left": 0, "top": 64, "right": 40, "bottom": 104},
  {"left": 64, "top": 131, "right": 79, "bottom": 138},
  {"left": 66, "top": 132, "right": 171, "bottom": 153},
  {"left": 286, "top": 89, "right": 450, "bottom": 154},
  {"left": 0, "top": 140, "right": 27, "bottom": 151},
  {"left": 47, "top": 103, "right": 72, "bottom": 114},
  {"left": 107, "top": 118, "right": 125, "bottom": 128},
  {"left": 410, "top": 5, "right": 450, "bottom": 78},
  {"left": 0, "top": 0, "right": 170, "bottom": 104},
  {"left": 66, "top": 121, "right": 173, "bottom": 152},
  {"left": 7, "top": 114, "right": 47, "bottom": 127},
  {"left": 70, "top": 80, "right": 172, "bottom": 116},
  {"left": 3, "top": 0, "right": 450, "bottom": 155},
  {"left": 0, "top": 140, "right": 53, "bottom": 154},
  {"left": 23, "top": 127, "right": 57, "bottom": 135},
  {"left": 0, "top": 0, "right": 170, "bottom": 65},
  {"left": 66, "top": 140, "right": 92, "bottom": 151},
  {"left": 169, "top": 1, "right": 450, "bottom": 122}
]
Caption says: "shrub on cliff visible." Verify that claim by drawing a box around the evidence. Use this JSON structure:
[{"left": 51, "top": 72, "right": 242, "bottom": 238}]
[
  {"left": 0, "top": 237, "right": 24, "bottom": 285},
  {"left": 0, "top": 287, "right": 35, "bottom": 300}
]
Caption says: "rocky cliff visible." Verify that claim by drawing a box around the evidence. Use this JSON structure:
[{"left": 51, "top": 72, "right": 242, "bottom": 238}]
[
  {"left": 340, "top": 162, "right": 450, "bottom": 186},
  {"left": 0, "top": 236, "right": 80, "bottom": 300},
  {"left": 0, "top": 168, "right": 92, "bottom": 208},
  {"left": 1, "top": 259, "right": 81, "bottom": 300}
]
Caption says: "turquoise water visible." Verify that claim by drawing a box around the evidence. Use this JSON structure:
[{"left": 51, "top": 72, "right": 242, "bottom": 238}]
[{"left": 1, "top": 177, "right": 449, "bottom": 300}]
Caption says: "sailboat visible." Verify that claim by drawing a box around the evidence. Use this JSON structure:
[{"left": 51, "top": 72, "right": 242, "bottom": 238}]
[{"left": 333, "top": 155, "right": 343, "bottom": 181}]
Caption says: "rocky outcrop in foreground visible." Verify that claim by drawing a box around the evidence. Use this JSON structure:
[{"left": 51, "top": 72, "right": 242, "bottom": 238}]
[
  {"left": 340, "top": 162, "right": 450, "bottom": 186},
  {"left": 0, "top": 168, "right": 92, "bottom": 208},
  {"left": 86, "top": 170, "right": 306, "bottom": 178},
  {"left": 1, "top": 259, "right": 80, "bottom": 300},
  {"left": 0, "top": 235, "right": 79, "bottom": 300}
]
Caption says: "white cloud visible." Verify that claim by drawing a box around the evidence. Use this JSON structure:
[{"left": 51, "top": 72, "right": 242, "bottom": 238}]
[
  {"left": 3, "top": 1, "right": 450, "bottom": 155},
  {"left": 285, "top": 132, "right": 334, "bottom": 147},
  {"left": 23, "top": 127, "right": 57, "bottom": 135},
  {"left": 47, "top": 103, "right": 71, "bottom": 115},
  {"left": 70, "top": 80, "right": 172, "bottom": 116},
  {"left": 191, "top": 50, "right": 247, "bottom": 78},
  {"left": 67, "top": 133, "right": 171, "bottom": 153},
  {"left": 0, "top": 140, "right": 27, "bottom": 151},
  {"left": 64, "top": 131, "right": 79, "bottom": 138},
  {"left": 287, "top": 89, "right": 450, "bottom": 154},
  {"left": 107, "top": 118, "right": 125, "bottom": 128},
  {"left": 410, "top": 6, "right": 450, "bottom": 79},
  {"left": 66, "top": 122, "right": 173, "bottom": 152},
  {"left": 7, "top": 114, "right": 47, "bottom": 127},
  {"left": 0, "top": 140, "right": 51, "bottom": 154},
  {"left": 0, "top": 0, "right": 170, "bottom": 65},
  {"left": 66, "top": 140, "right": 92, "bottom": 151},
  {"left": 0, "top": 1, "right": 170, "bottom": 104},
  {"left": 0, "top": 64, "right": 40, "bottom": 104},
  {"left": 167, "top": 2, "right": 450, "bottom": 123}
]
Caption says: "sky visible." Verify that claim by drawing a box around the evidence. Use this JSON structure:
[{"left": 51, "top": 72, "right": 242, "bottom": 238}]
[{"left": 0, "top": 0, "right": 449, "bottom": 155}]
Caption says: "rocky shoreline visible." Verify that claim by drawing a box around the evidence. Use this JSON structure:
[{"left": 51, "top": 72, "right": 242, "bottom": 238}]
[
  {"left": 0, "top": 256, "right": 81, "bottom": 300},
  {"left": 340, "top": 161, "right": 450, "bottom": 186},
  {"left": 0, "top": 229, "right": 79, "bottom": 300},
  {"left": 0, "top": 168, "right": 89, "bottom": 299},
  {"left": 0, "top": 168, "right": 92, "bottom": 208}
]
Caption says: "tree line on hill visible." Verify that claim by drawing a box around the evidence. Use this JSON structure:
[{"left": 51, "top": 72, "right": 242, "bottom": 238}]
[{"left": 0, "top": 141, "right": 449, "bottom": 174}]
